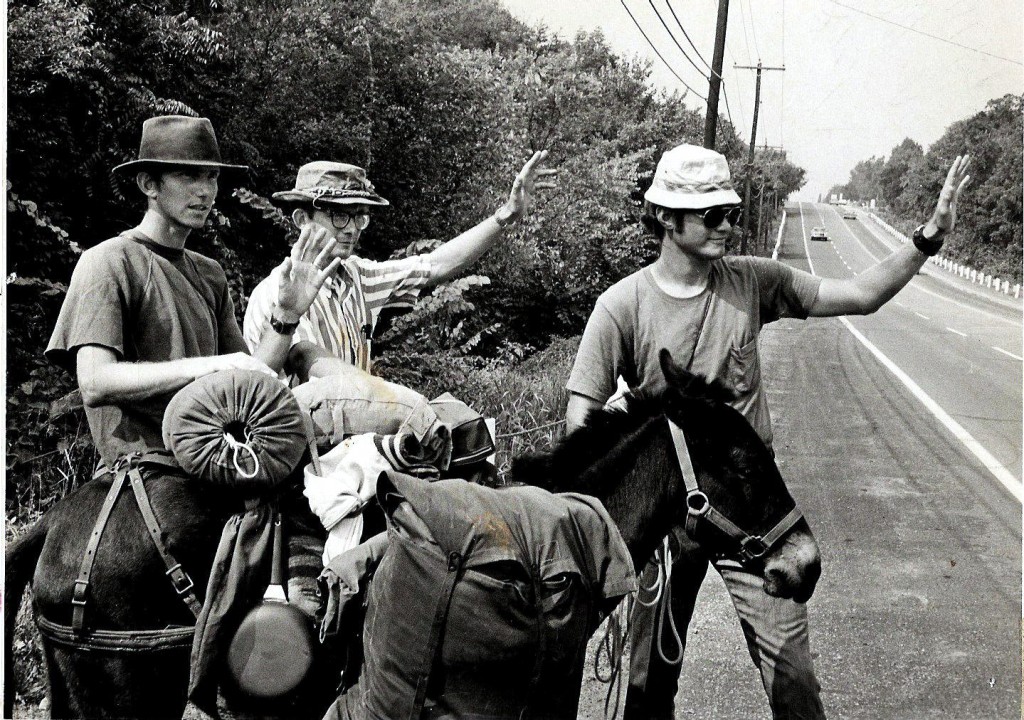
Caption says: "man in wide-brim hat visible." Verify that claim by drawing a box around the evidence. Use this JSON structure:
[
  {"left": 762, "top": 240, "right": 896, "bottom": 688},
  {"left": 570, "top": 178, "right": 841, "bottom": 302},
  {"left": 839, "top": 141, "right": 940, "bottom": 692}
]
[
  {"left": 244, "top": 151, "right": 555, "bottom": 375},
  {"left": 47, "top": 114, "right": 343, "bottom": 467},
  {"left": 565, "top": 143, "right": 970, "bottom": 719}
]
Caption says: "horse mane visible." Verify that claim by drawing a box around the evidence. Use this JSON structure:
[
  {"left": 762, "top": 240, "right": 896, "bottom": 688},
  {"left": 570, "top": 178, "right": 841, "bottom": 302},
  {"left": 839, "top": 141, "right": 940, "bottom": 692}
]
[{"left": 511, "top": 372, "right": 736, "bottom": 496}]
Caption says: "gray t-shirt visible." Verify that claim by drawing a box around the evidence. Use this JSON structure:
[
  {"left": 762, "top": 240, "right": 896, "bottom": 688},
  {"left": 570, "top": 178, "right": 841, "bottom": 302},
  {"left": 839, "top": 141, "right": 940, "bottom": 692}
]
[
  {"left": 566, "top": 256, "right": 821, "bottom": 448},
  {"left": 46, "top": 233, "right": 249, "bottom": 465}
]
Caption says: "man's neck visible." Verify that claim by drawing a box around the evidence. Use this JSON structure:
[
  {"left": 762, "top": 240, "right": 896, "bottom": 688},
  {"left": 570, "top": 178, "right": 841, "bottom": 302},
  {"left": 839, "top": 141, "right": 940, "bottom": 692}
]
[
  {"left": 650, "top": 241, "right": 713, "bottom": 299},
  {"left": 136, "top": 210, "right": 191, "bottom": 250}
]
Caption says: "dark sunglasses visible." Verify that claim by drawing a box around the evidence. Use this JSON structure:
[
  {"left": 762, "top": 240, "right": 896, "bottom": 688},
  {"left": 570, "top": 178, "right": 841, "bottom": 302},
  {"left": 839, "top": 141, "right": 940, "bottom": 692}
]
[
  {"left": 326, "top": 208, "right": 370, "bottom": 231},
  {"left": 692, "top": 205, "right": 743, "bottom": 229}
]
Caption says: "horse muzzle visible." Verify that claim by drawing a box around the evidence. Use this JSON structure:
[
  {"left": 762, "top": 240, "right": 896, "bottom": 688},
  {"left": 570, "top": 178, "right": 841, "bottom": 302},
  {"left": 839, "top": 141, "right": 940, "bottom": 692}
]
[{"left": 761, "top": 522, "right": 821, "bottom": 603}]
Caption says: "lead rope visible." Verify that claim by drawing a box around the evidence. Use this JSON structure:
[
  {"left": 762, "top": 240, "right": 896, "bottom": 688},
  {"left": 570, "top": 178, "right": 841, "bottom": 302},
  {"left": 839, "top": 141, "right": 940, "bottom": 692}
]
[
  {"left": 221, "top": 428, "right": 260, "bottom": 479},
  {"left": 595, "top": 598, "right": 632, "bottom": 719},
  {"left": 653, "top": 537, "right": 684, "bottom": 666}
]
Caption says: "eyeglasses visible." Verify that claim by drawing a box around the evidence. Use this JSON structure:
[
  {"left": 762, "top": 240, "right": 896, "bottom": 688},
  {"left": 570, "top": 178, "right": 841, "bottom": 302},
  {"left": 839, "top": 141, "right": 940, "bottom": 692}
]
[
  {"left": 326, "top": 208, "right": 371, "bottom": 231},
  {"left": 692, "top": 205, "right": 743, "bottom": 229}
]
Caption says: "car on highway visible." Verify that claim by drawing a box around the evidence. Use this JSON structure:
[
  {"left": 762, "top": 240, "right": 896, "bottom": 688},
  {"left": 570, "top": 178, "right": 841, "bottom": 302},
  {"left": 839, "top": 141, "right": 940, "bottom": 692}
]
[
  {"left": 810, "top": 226, "right": 828, "bottom": 241},
  {"left": 842, "top": 209, "right": 857, "bottom": 219}
]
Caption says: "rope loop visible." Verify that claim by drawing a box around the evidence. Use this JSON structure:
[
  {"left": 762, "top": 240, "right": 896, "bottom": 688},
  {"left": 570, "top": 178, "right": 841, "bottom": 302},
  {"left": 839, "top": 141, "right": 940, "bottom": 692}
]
[{"left": 222, "top": 429, "right": 260, "bottom": 479}]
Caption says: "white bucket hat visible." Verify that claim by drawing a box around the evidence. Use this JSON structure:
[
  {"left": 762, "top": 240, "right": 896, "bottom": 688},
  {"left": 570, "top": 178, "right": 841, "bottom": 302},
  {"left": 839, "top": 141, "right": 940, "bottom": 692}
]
[{"left": 644, "top": 144, "right": 742, "bottom": 210}]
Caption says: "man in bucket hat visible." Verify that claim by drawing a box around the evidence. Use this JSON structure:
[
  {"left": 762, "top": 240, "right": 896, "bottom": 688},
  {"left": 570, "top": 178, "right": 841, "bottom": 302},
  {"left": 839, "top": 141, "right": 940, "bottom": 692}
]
[
  {"left": 565, "top": 143, "right": 970, "bottom": 718},
  {"left": 47, "top": 115, "right": 342, "bottom": 466},
  {"left": 244, "top": 152, "right": 555, "bottom": 375}
]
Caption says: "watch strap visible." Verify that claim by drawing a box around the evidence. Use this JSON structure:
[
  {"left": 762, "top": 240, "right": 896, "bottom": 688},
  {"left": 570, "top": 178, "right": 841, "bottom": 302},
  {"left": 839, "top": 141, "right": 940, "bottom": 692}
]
[
  {"left": 912, "top": 224, "right": 944, "bottom": 257},
  {"left": 269, "top": 314, "right": 300, "bottom": 335}
]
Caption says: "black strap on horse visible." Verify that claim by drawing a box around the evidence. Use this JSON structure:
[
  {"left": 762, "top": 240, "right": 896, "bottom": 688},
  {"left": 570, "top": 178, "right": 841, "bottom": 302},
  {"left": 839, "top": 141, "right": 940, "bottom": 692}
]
[
  {"left": 667, "top": 420, "right": 804, "bottom": 564},
  {"left": 72, "top": 451, "right": 202, "bottom": 633}
]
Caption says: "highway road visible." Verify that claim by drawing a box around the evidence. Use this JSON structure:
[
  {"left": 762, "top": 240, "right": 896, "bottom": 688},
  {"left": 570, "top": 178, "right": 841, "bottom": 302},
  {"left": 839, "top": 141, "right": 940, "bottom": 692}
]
[{"left": 579, "top": 204, "right": 1022, "bottom": 719}]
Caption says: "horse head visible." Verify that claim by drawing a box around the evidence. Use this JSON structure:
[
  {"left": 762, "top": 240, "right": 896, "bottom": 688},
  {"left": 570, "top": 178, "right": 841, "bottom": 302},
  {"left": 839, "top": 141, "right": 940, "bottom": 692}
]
[
  {"left": 512, "top": 348, "right": 820, "bottom": 604},
  {"left": 657, "top": 348, "right": 820, "bottom": 603}
]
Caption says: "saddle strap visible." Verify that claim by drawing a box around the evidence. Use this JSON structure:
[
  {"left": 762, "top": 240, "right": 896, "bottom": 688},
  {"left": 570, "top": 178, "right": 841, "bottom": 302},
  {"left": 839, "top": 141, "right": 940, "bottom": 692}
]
[
  {"left": 72, "top": 464, "right": 130, "bottom": 632},
  {"left": 125, "top": 464, "right": 203, "bottom": 619},
  {"left": 72, "top": 453, "right": 202, "bottom": 633}
]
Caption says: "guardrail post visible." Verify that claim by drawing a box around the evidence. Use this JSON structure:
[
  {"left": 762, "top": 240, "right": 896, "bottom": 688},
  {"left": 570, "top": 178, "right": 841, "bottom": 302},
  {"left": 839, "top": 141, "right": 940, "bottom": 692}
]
[
  {"left": 1002, "top": 279, "right": 1010, "bottom": 294},
  {"left": 1014, "top": 284, "right": 1021, "bottom": 299},
  {"left": 985, "top": 275, "right": 992, "bottom": 287}
]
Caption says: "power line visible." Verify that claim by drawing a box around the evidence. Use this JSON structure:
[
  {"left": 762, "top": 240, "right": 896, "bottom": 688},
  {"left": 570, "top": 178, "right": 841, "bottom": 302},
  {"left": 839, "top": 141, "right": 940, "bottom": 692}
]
[
  {"left": 780, "top": 0, "right": 785, "bottom": 148},
  {"left": 666, "top": 0, "right": 715, "bottom": 75},
  {"left": 647, "top": 0, "right": 710, "bottom": 82},
  {"left": 744, "top": 0, "right": 761, "bottom": 60},
  {"left": 725, "top": 43, "right": 747, "bottom": 131},
  {"left": 620, "top": 0, "right": 708, "bottom": 101},
  {"left": 736, "top": 0, "right": 753, "bottom": 62},
  {"left": 829, "top": 0, "right": 1023, "bottom": 66},
  {"left": 659, "top": 1, "right": 732, "bottom": 127}
]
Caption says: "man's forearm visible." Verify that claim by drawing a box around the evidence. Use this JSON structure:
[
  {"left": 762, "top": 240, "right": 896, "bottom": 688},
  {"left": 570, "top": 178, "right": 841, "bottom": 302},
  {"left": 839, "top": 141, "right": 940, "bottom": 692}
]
[
  {"left": 851, "top": 242, "right": 928, "bottom": 313},
  {"left": 427, "top": 216, "right": 505, "bottom": 284},
  {"left": 77, "top": 347, "right": 216, "bottom": 406}
]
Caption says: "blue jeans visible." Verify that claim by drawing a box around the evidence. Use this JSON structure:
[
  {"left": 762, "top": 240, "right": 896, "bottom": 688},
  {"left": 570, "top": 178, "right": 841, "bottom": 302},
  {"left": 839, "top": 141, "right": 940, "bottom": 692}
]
[{"left": 626, "top": 537, "right": 826, "bottom": 720}]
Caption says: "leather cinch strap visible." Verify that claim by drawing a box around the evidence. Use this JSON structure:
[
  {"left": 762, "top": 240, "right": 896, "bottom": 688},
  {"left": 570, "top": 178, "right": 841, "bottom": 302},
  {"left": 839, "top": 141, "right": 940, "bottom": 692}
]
[
  {"left": 72, "top": 453, "right": 201, "bottom": 633},
  {"left": 667, "top": 420, "right": 804, "bottom": 564}
]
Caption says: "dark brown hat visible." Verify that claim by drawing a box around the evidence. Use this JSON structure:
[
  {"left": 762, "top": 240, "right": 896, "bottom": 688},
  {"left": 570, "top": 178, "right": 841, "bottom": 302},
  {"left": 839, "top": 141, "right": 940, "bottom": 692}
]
[{"left": 113, "top": 115, "right": 249, "bottom": 174}]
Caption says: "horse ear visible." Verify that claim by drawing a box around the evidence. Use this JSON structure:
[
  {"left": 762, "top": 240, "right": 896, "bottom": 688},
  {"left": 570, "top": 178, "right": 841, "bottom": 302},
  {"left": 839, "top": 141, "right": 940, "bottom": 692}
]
[{"left": 659, "top": 348, "right": 693, "bottom": 389}]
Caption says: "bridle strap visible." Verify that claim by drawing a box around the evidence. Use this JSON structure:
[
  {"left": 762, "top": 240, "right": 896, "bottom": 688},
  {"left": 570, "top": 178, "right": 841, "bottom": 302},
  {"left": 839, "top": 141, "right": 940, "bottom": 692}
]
[
  {"left": 72, "top": 453, "right": 201, "bottom": 633},
  {"left": 667, "top": 420, "right": 803, "bottom": 563}
]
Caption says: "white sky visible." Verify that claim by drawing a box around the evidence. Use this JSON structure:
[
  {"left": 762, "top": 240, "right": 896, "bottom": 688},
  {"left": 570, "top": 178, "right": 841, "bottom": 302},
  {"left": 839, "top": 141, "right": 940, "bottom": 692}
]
[{"left": 497, "top": 0, "right": 1023, "bottom": 201}]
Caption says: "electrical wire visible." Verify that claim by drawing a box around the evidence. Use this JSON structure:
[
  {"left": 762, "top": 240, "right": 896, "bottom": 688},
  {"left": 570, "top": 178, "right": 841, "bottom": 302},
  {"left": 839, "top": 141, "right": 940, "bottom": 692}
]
[
  {"left": 647, "top": 0, "right": 712, "bottom": 96},
  {"left": 620, "top": 0, "right": 708, "bottom": 101},
  {"left": 736, "top": 0, "right": 754, "bottom": 63},
  {"left": 828, "top": 0, "right": 1022, "bottom": 66},
  {"left": 665, "top": 0, "right": 715, "bottom": 76},
  {"left": 780, "top": 0, "right": 785, "bottom": 148},
  {"left": 745, "top": 0, "right": 762, "bottom": 61}
]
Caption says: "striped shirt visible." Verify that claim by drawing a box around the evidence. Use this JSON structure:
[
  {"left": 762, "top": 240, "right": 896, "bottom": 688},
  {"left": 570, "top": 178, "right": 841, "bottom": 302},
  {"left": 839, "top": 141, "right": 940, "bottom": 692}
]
[{"left": 244, "top": 254, "right": 432, "bottom": 374}]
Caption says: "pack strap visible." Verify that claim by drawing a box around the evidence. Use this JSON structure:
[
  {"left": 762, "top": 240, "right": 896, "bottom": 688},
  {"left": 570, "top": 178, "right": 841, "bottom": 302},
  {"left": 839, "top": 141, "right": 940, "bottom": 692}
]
[
  {"left": 411, "top": 533, "right": 475, "bottom": 720},
  {"left": 72, "top": 452, "right": 201, "bottom": 633}
]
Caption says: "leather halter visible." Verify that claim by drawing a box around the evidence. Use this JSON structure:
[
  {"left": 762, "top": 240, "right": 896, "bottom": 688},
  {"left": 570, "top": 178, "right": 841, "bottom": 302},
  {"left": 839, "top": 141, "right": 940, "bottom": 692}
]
[
  {"left": 667, "top": 420, "right": 803, "bottom": 564},
  {"left": 71, "top": 452, "right": 202, "bottom": 633}
]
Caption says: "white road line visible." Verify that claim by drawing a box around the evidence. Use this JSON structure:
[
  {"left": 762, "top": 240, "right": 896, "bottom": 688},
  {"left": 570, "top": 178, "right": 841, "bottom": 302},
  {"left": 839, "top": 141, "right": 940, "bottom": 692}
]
[
  {"left": 839, "top": 317, "right": 1022, "bottom": 503},
  {"left": 992, "top": 346, "right": 1023, "bottom": 361},
  {"left": 914, "top": 312, "right": 930, "bottom": 320},
  {"left": 946, "top": 327, "right": 968, "bottom": 337},
  {"left": 795, "top": 210, "right": 1021, "bottom": 502}
]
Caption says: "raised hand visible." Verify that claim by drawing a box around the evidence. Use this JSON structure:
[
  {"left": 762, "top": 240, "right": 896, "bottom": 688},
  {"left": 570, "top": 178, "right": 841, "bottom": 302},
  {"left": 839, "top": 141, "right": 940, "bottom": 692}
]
[
  {"left": 275, "top": 224, "right": 341, "bottom": 319},
  {"left": 932, "top": 155, "right": 971, "bottom": 233},
  {"left": 498, "top": 150, "right": 558, "bottom": 225}
]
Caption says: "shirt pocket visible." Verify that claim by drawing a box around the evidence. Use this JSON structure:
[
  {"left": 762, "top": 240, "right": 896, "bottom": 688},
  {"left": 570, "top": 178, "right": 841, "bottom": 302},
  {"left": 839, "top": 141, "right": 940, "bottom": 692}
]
[{"left": 727, "top": 337, "right": 760, "bottom": 395}]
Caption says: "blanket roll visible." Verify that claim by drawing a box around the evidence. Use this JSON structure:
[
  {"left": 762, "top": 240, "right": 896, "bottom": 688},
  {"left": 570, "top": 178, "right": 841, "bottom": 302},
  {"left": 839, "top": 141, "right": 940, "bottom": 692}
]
[{"left": 163, "top": 370, "right": 307, "bottom": 492}]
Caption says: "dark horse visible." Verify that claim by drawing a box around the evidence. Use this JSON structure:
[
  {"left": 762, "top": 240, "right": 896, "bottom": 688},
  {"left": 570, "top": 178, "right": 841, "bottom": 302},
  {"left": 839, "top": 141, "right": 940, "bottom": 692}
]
[{"left": 326, "top": 350, "right": 820, "bottom": 719}]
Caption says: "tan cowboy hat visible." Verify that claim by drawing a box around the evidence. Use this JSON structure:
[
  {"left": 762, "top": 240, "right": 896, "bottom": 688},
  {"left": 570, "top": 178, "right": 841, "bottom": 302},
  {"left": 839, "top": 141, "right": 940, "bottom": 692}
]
[
  {"left": 644, "top": 144, "right": 742, "bottom": 210},
  {"left": 113, "top": 115, "right": 249, "bottom": 174},
  {"left": 272, "top": 161, "right": 389, "bottom": 208}
]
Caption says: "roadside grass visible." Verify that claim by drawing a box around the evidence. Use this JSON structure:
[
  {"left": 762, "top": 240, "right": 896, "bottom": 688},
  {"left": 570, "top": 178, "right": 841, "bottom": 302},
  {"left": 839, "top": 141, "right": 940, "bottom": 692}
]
[{"left": 451, "top": 336, "right": 578, "bottom": 479}]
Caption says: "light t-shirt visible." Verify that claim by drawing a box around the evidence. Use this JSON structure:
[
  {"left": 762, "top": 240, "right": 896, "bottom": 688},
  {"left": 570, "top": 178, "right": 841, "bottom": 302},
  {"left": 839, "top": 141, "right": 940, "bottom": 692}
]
[
  {"left": 243, "top": 254, "right": 432, "bottom": 374},
  {"left": 46, "top": 233, "right": 249, "bottom": 465},
  {"left": 566, "top": 256, "right": 821, "bottom": 448}
]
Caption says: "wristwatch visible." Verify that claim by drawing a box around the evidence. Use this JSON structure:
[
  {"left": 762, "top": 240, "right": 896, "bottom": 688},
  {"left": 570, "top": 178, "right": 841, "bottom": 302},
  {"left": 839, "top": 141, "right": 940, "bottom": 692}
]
[
  {"left": 911, "top": 224, "right": 945, "bottom": 257},
  {"left": 493, "top": 206, "right": 516, "bottom": 229},
  {"left": 269, "top": 314, "right": 300, "bottom": 335}
]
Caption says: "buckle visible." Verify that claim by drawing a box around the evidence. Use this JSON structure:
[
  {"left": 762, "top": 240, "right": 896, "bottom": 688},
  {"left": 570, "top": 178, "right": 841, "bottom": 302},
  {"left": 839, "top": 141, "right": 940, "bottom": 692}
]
[
  {"left": 165, "top": 564, "right": 195, "bottom": 596},
  {"left": 71, "top": 580, "right": 89, "bottom": 605},
  {"left": 739, "top": 536, "right": 769, "bottom": 561}
]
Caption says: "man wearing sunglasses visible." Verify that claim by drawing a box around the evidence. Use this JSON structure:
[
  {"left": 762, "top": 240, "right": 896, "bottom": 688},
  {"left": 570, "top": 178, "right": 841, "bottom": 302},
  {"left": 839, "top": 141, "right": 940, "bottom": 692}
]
[{"left": 565, "top": 143, "right": 970, "bottom": 719}]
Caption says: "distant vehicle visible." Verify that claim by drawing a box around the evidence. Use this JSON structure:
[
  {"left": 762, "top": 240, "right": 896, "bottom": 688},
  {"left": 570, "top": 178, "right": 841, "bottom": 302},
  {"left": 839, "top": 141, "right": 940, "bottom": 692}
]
[
  {"left": 810, "top": 227, "right": 828, "bottom": 241},
  {"left": 842, "top": 209, "right": 857, "bottom": 219}
]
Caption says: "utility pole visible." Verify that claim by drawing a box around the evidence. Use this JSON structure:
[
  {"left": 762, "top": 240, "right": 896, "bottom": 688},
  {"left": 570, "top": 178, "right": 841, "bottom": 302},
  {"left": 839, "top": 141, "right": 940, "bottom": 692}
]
[
  {"left": 703, "top": 0, "right": 730, "bottom": 149},
  {"left": 734, "top": 61, "right": 784, "bottom": 253}
]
